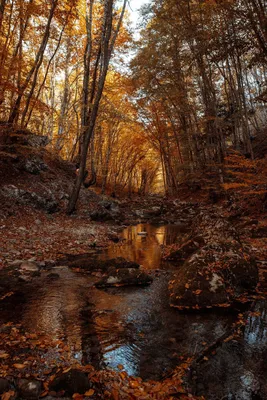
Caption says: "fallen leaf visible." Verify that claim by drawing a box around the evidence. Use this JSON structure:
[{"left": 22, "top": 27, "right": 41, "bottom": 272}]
[
  {"left": 13, "top": 363, "right": 26, "bottom": 369},
  {"left": 72, "top": 394, "right": 83, "bottom": 400},
  {"left": 0, "top": 353, "right": 9, "bottom": 359},
  {"left": 84, "top": 389, "right": 95, "bottom": 396},
  {"left": 1, "top": 391, "right": 15, "bottom": 400}
]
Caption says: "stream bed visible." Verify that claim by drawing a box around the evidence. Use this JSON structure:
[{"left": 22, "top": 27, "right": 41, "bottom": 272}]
[{"left": 1, "top": 224, "right": 267, "bottom": 399}]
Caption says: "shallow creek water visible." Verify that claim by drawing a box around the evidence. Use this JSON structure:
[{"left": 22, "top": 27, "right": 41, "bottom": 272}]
[{"left": 1, "top": 224, "right": 267, "bottom": 398}]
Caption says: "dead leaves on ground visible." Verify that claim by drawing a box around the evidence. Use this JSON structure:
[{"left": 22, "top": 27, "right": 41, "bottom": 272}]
[{"left": 0, "top": 324, "right": 204, "bottom": 400}]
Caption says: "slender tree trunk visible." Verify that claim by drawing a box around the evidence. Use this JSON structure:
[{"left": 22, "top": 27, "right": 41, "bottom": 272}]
[
  {"left": 67, "top": 0, "right": 127, "bottom": 214},
  {"left": 8, "top": 0, "right": 58, "bottom": 124},
  {"left": 0, "top": 0, "right": 6, "bottom": 33}
]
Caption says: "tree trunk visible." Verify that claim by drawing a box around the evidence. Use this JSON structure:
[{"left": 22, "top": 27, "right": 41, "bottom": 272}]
[{"left": 67, "top": 0, "right": 127, "bottom": 214}]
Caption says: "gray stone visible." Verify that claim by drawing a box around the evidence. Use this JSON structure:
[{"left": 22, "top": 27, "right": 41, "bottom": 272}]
[
  {"left": 23, "top": 156, "right": 48, "bottom": 175},
  {"left": 20, "top": 261, "right": 39, "bottom": 273},
  {"left": 1, "top": 185, "right": 58, "bottom": 213},
  {"left": 96, "top": 268, "right": 153, "bottom": 288}
]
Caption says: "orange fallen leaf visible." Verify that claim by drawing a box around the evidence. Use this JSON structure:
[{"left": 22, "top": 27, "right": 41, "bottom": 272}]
[
  {"left": 2, "top": 390, "right": 15, "bottom": 400},
  {"left": 13, "top": 363, "right": 26, "bottom": 369},
  {"left": 84, "top": 389, "right": 95, "bottom": 396},
  {"left": 72, "top": 394, "right": 83, "bottom": 400},
  {"left": 0, "top": 353, "right": 9, "bottom": 359}
]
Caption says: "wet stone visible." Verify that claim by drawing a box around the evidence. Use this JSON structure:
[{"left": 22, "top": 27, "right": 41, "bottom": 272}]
[
  {"left": 95, "top": 268, "right": 153, "bottom": 288},
  {"left": 17, "top": 379, "right": 42, "bottom": 399},
  {"left": 169, "top": 243, "right": 258, "bottom": 309},
  {"left": 169, "top": 211, "right": 259, "bottom": 309},
  {"left": 49, "top": 369, "right": 91, "bottom": 396}
]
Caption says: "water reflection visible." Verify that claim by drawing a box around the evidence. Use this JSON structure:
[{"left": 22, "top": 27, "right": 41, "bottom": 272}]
[
  {"left": 103, "top": 223, "right": 187, "bottom": 270},
  {"left": 244, "top": 301, "right": 267, "bottom": 346},
  {"left": 193, "top": 302, "right": 267, "bottom": 399}
]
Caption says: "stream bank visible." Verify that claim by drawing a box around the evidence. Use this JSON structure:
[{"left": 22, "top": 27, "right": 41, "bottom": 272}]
[{"left": 0, "top": 222, "right": 267, "bottom": 399}]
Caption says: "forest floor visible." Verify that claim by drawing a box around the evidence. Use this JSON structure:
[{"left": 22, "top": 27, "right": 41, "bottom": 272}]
[{"left": 0, "top": 143, "right": 267, "bottom": 400}]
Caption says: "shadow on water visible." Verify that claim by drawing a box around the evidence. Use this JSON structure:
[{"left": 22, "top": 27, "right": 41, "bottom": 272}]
[{"left": 0, "top": 224, "right": 267, "bottom": 398}]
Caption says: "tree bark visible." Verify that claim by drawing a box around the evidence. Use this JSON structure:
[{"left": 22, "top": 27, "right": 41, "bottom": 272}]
[{"left": 67, "top": 0, "right": 127, "bottom": 214}]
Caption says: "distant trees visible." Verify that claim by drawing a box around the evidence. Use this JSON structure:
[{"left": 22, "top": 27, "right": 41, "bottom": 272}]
[{"left": 131, "top": 0, "right": 267, "bottom": 194}]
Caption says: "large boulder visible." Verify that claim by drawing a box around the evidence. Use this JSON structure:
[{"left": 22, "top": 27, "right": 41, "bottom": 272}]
[
  {"left": 95, "top": 268, "right": 153, "bottom": 288},
  {"left": 169, "top": 211, "right": 258, "bottom": 310},
  {"left": 90, "top": 200, "right": 124, "bottom": 222}
]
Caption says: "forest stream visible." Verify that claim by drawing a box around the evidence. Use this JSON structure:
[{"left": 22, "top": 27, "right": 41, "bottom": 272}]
[{"left": 0, "top": 224, "right": 267, "bottom": 399}]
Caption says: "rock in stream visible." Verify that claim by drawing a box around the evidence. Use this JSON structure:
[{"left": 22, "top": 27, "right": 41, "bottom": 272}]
[{"left": 169, "top": 210, "right": 259, "bottom": 310}]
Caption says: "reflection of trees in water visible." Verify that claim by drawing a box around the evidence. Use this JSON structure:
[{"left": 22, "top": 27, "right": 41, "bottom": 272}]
[
  {"left": 81, "top": 289, "right": 136, "bottom": 371},
  {"left": 80, "top": 303, "right": 104, "bottom": 369},
  {"left": 21, "top": 269, "right": 87, "bottom": 363},
  {"left": 245, "top": 301, "right": 267, "bottom": 345},
  {"left": 106, "top": 224, "right": 185, "bottom": 270}
]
